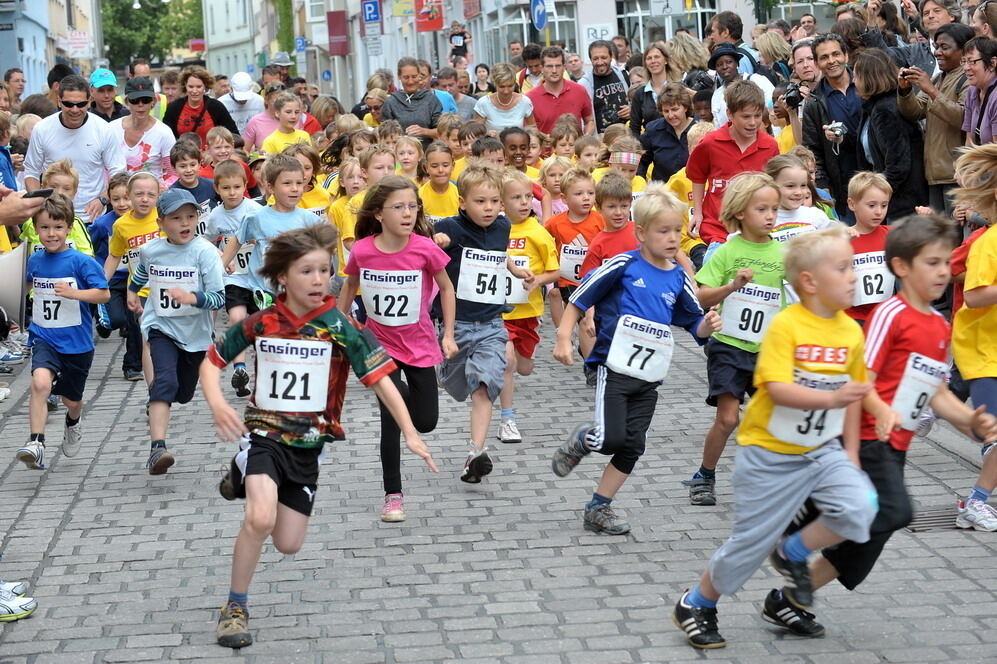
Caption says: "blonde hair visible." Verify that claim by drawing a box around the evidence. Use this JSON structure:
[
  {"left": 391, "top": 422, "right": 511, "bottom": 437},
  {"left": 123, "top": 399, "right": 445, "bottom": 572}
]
[
  {"left": 457, "top": 163, "right": 504, "bottom": 198},
  {"left": 436, "top": 113, "right": 463, "bottom": 140},
  {"left": 953, "top": 143, "right": 997, "bottom": 222},
  {"left": 719, "top": 172, "right": 779, "bottom": 233},
  {"left": 595, "top": 171, "right": 633, "bottom": 207},
  {"left": 491, "top": 63, "right": 518, "bottom": 88},
  {"left": 601, "top": 124, "right": 629, "bottom": 147},
  {"left": 42, "top": 159, "right": 79, "bottom": 190},
  {"left": 559, "top": 167, "right": 595, "bottom": 197},
  {"left": 501, "top": 167, "right": 534, "bottom": 192},
  {"left": 755, "top": 31, "right": 792, "bottom": 67},
  {"left": 847, "top": 171, "right": 892, "bottom": 201},
  {"left": 335, "top": 158, "right": 363, "bottom": 198},
  {"left": 665, "top": 33, "right": 710, "bottom": 72},
  {"left": 686, "top": 121, "right": 715, "bottom": 149},
  {"left": 395, "top": 135, "right": 424, "bottom": 159},
  {"left": 14, "top": 113, "right": 41, "bottom": 138},
  {"left": 539, "top": 155, "right": 572, "bottom": 181},
  {"left": 359, "top": 144, "right": 396, "bottom": 171},
  {"left": 335, "top": 113, "right": 366, "bottom": 136},
  {"left": 633, "top": 182, "right": 685, "bottom": 230},
  {"left": 784, "top": 225, "right": 851, "bottom": 287},
  {"left": 206, "top": 126, "right": 234, "bottom": 146}
]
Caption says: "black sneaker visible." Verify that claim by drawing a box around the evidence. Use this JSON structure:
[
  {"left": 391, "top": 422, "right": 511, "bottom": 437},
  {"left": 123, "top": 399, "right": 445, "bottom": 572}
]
[
  {"left": 552, "top": 424, "right": 591, "bottom": 477},
  {"left": 231, "top": 368, "right": 251, "bottom": 398},
  {"left": 761, "top": 589, "right": 825, "bottom": 637},
  {"left": 768, "top": 546, "right": 814, "bottom": 609},
  {"left": 96, "top": 325, "right": 111, "bottom": 339},
  {"left": 146, "top": 447, "right": 175, "bottom": 475},
  {"left": 123, "top": 368, "right": 143, "bottom": 382},
  {"left": 683, "top": 476, "right": 716, "bottom": 506},
  {"left": 219, "top": 459, "right": 246, "bottom": 500},
  {"left": 583, "top": 365, "right": 597, "bottom": 387},
  {"left": 672, "top": 590, "right": 725, "bottom": 649},
  {"left": 460, "top": 448, "right": 493, "bottom": 483},
  {"left": 46, "top": 394, "right": 59, "bottom": 411}
]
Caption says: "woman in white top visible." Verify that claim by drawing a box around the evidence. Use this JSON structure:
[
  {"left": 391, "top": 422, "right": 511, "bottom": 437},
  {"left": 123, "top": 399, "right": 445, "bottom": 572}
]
[
  {"left": 473, "top": 63, "right": 535, "bottom": 133},
  {"left": 109, "top": 76, "right": 177, "bottom": 183}
]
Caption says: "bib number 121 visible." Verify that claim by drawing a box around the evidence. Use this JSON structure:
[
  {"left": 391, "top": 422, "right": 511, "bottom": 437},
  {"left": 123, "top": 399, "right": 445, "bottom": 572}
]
[{"left": 267, "top": 370, "right": 311, "bottom": 402}]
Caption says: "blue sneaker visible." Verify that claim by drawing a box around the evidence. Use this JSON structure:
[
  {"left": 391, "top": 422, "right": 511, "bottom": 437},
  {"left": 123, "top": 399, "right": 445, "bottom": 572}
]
[
  {"left": 16, "top": 441, "right": 45, "bottom": 470},
  {"left": 0, "top": 345, "right": 23, "bottom": 364}
]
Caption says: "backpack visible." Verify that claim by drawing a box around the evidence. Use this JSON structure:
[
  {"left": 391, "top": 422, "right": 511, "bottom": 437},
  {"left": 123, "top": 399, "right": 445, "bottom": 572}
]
[{"left": 735, "top": 46, "right": 782, "bottom": 86}]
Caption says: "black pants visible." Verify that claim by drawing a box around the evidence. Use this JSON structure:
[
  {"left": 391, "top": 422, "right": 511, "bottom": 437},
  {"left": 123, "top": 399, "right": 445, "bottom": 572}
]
[
  {"left": 586, "top": 366, "right": 658, "bottom": 475},
  {"left": 107, "top": 276, "right": 142, "bottom": 372},
  {"left": 377, "top": 362, "right": 438, "bottom": 494}
]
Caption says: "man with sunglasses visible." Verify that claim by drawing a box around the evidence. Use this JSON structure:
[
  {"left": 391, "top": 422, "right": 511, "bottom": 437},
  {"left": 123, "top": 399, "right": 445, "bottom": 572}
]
[
  {"left": 89, "top": 69, "right": 130, "bottom": 123},
  {"left": 23, "top": 75, "right": 125, "bottom": 223}
]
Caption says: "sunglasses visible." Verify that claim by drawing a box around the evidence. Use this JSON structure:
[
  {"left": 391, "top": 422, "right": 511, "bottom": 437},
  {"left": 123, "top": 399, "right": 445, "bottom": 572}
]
[
  {"left": 129, "top": 97, "right": 154, "bottom": 105},
  {"left": 60, "top": 100, "right": 89, "bottom": 108},
  {"left": 369, "top": 105, "right": 383, "bottom": 111}
]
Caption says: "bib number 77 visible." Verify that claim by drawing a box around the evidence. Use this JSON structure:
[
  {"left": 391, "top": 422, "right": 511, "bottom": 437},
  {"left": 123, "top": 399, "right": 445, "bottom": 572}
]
[{"left": 627, "top": 344, "right": 656, "bottom": 372}]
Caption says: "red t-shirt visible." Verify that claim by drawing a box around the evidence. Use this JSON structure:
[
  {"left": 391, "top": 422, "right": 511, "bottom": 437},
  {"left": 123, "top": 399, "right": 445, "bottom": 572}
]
[
  {"left": 199, "top": 161, "right": 259, "bottom": 194},
  {"left": 952, "top": 226, "right": 988, "bottom": 314},
  {"left": 176, "top": 100, "right": 215, "bottom": 148},
  {"left": 861, "top": 294, "right": 951, "bottom": 450},
  {"left": 686, "top": 123, "right": 780, "bottom": 245},
  {"left": 545, "top": 210, "right": 605, "bottom": 286},
  {"left": 846, "top": 225, "right": 891, "bottom": 322},
  {"left": 527, "top": 81, "right": 593, "bottom": 134},
  {"left": 302, "top": 112, "right": 322, "bottom": 135},
  {"left": 580, "top": 223, "right": 639, "bottom": 278}
]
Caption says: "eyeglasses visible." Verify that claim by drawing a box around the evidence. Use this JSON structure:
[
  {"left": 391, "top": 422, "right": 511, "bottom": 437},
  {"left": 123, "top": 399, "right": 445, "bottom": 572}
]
[
  {"left": 384, "top": 203, "right": 420, "bottom": 213},
  {"left": 60, "top": 100, "right": 89, "bottom": 108},
  {"left": 962, "top": 57, "right": 984, "bottom": 66},
  {"left": 129, "top": 97, "right": 154, "bottom": 105},
  {"left": 368, "top": 105, "right": 383, "bottom": 111}
]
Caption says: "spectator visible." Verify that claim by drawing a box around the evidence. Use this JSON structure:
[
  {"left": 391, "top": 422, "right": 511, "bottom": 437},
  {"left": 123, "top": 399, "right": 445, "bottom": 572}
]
[
  {"left": 963, "top": 37, "right": 997, "bottom": 146},
  {"left": 973, "top": 1, "right": 997, "bottom": 36},
  {"left": 108, "top": 77, "right": 177, "bottom": 182},
  {"left": 160, "top": 70, "right": 181, "bottom": 103},
  {"left": 897, "top": 22, "right": 973, "bottom": 213},
  {"left": 260, "top": 64, "right": 283, "bottom": 90},
  {"left": 45, "top": 63, "right": 74, "bottom": 107},
  {"left": 351, "top": 72, "right": 391, "bottom": 120},
  {"left": 310, "top": 95, "right": 345, "bottom": 129},
  {"left": 638, "top": 83, "right": 696, "bottom": 183},
  {"left": 791, "top": 40, "right": 820, "bottom": 88},
  {"left": 270, "top": 51, "right": 293, "bottom": 84},
  {"left": 162, "top": 66, "right": 238, "bottom": 148},
  {"left": 473, "top": 64, "right": 496, "bottom": 95},
  {"left": 23, "top": 74, "right": 124, "bottom": 222},
  {"left": 218, "top": 71, "right": 265, "bottom": 135},
  {"left": 754, "top": 32, "right": 792, "bottom": 81},
  {"left": 629, "top": 41, "right": 674, "bottom": 135},
  {"left": 89, "top": 69, "right": 130, "bottom": 122},
  {"left": 526, "top": 46, "right": 595, "bottom": 134},
  {"left": 566, "top": 53, "right": 586, "bottom": 81},
  {"left": 0, "top": 83, "right": 9, "bottom": 111},
  {"left": 449, "top": 21, "right": 473, "bottom": 65},
  {"left": 613, "top": 35, "right": 632, "bottom": 68},
  {"left": 666, "top": 33, "right": 712, "bottom": 90},
  {"left": 19, "top": 94, "right": 56, "bottom": 118},
  {"left": 519, "top": 44, "right": 545, "bottom": 93},
  {"left": 766, "top": 19, "right": 793, "bottom": 43},
  {"left": 579, "top": 40, "right": 631, "bottom": 133},
  {"left": 796, "top": 13, "right": 818, "bottom": 39},
  {"left": 473, "top": 63, "right": 535, "bottom": 132},
  {"left": 363, "top": 89, "right": 388, "bottom": 127},
  {"left": 709, "top": 43, "right": 775, "bottom": 127},
  {"left": 4, "top": 68, "right": 25, "bottom": 111},
  {"left": 382, "top": 57, "right": 442, "bottom": 146},
  {"left": 212, "top": 75, "right": 230, "bottom": 99},
  {"left": 509, "top": 39, "right": 525, "bottom": 68},
  {"left": 0, "top": 184, "right": 44, "bottom": 226},
  {"left": 708, "top": 11, "right": 758, "bottom": 76},
  {"left": 437, "top": 67, "right": 477, "bottom": 120}
]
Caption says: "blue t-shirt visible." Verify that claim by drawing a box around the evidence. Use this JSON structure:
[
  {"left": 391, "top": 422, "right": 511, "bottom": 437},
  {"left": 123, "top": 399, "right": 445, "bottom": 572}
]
[
  {"left": 170, "top": 177, "right": 219, "bottom": 235},
  {"left": 89, "top": 210, "right": 126, "bottom": 277},
  {"left": 205, "top": 198, "right": 264, "bottom": 291},
  {"left": 236, "top": 205, "right": 323, "bottom": 294},
  {"left": 570, "top": 250, "right": 707, "bottom": 369},
  {"left": 26, "top": 248, "right": 108, "bottom": 354},
  {"left": 435, "top": 89, "right": 458, "bottom": 114},
  {"left": 434, "top": 211, "right": 512, "bottom": 322}
]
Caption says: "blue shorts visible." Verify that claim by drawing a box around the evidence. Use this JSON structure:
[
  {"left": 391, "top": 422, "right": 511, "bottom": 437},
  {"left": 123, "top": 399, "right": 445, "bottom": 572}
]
[
  {"left": 148, "top": 329, "right": 205, "bottom": 405},
  {"left": 31, "top": 338, "right": 94, "bottom": 402}
]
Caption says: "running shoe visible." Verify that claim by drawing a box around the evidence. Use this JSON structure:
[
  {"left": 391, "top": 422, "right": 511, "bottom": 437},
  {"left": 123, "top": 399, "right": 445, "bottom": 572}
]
[
  {"left": 62, "top": 418, "right": 83, "bottom": 458},
  {"left": 768, "top": 545, "right": 814, "bottom": 609},
  {"left": 983, "top": 442, "right": 995, "bottom": 459},
  {"left": 216, "top": 602, "right": 252, "bottom": 648},
  {"left": 583, "top": 365, "right": 597, "bottom": 387},
  {"left": 672, "top": 590, "right": 725, "bottom": 649},
  {"left": 146, "top": 447, "right": 175, "bottom": 475},
  {"left": 956, "top": 498, "right": 997, "bottom": 532},
  {"left": 460, "top": 447, "right": 493, "bottom": 484},
  {"left": 231, "top": 367, "right": 251, "bottom": 397},
  {"left": 583, "top": 503, "right": 631, "bottom": 535},
  {"left": 551, "top": 424, "right": 590, "bottom": 477},
  {"left": 498, "top": 419, "right": 522, "bottom": 444},
  {"left": 95, "top": 325, "right": 112, "bottom": 339},
  {"left": 380, "top": 493, "right": 406, "bottom": 522},
  {"left": 761, "top": 589, "right": 825, "bottom": 637},
  {"left": 684, "top": 476, "right": 716, "bottom": 506},
  {"left": 0, "top": 345, "right": 23, "bottom": 364},
  {"left": 15, "top": 441, "right": 45, "bottom": 470},
  {"left": 219, "top": 459, "right": 246, "bottom": 500},
  {"left": 0, "top": 580, "right": 27, "bottom": 596},
  {"left": 0, "top": 587, "right": 36, "bottom": 622},
  {"left": 46, "top": 394, "right": 58, "bottom": 412},
  {"left": 123, "top": 369, "right": 143, "bottom": 382}
]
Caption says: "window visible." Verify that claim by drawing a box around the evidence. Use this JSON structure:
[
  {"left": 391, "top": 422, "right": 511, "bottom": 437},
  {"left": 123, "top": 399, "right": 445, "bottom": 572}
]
[{"left": 307, "top": 0, "right": 326, "bottom": 21}]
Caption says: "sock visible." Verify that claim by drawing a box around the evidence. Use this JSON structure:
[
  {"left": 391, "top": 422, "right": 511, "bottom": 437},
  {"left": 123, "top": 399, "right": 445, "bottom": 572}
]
[
  {"left": 29, "top": 433, "right": 45, "bottom": 444},
  {"left": 151, "top": 439, "right": 166, "bottom": 450},
  {"left": 500, "top": 408, "right": 515, "bottom": 421},
  {"left": 66, "top": 414, "right": 79, "bottom": 427},
  {"left": 781, "top": 531, "right": 812, "bottom": 563},
  {"left": 692, "top": 465, "right": 716, "bottom": 481},
  {"left": 687, "top": 585, "right": 717, "bottom": 609},
  {"left": 227, "top": 590, "right": 248, "bottom": 609},
  {"left": 234, "top": 362, "right": 246, "bottom": 371},
  {"left": 968, "top": 485, "right": 992, "bottom": 503},
  {"left": 586, "top": 492, "right": 612, "bottom": 510}
]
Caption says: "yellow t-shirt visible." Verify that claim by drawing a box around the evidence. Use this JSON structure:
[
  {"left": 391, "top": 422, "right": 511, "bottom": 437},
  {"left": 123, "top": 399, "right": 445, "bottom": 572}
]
[
  {"left": 592, "top": 166, "right": 647, "bottom": 193},
  {"left": 737, "top": 303, "right": 867, "bottom": 455},
  {"left": 776, "top": 126, "right": 797, "bottom": 154},
  {"left": 452, "top": 157, "right": 469, "bottom": 182},
  {"left": 419, "top": 181, "right": 459, "bottom": 224},
  {"left": 108, "top": 209, "right": 163, "bottom": 297},
  {"left": 953, "top": 224, "right": 997, "bottom": 379},
  {"left": 505, "top": 217, "right": 559, "bottom": 320},
  {"left": 300, "top": 186, "right": 332, "bottom": 221},
  {"left": 363, "top": 113, "right": 380, "bottom": 128},
  {"left": 524, "top": 165, "right": 541, "bottom": 181},
  {"left": 328, "top": 195, "right": 355, "bottom": 278},
  {"left": 260, "top": 128, "right": 312, "bottom": 156},
  {"left": 0, "top": 227, "right": 11, "bottom": 254},
  {"left": 665, "top": 167, "right": 706, "bottom": 255}
]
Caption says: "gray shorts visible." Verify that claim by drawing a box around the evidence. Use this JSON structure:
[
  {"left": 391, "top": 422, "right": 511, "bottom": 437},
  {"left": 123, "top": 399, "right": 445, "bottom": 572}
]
[
  {"left": 437, "top": 319, "right": 508, "bottom": 402},
  {"left": 708, "top": 441, "right": 878, "bottom": 597}
]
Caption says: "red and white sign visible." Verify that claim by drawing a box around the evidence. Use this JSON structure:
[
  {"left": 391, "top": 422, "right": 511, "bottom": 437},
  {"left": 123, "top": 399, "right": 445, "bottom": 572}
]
[
  {"left": 327, "top": 11, "right": 350, "bottom": 56},
  {"left": 414, "top": 0, "right": 444, "bottom": 32}
]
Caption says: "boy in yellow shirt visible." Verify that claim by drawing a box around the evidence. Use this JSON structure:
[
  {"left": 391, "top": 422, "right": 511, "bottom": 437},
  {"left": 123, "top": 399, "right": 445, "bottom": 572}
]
[
  {"left": 452, "top": 121, "right": 486, "bottom": 181},
  {"left": 260, "top": 92, "right": 311, "bottom": 156},
  {"left": 418, "top": 142, "right": 459, "bottom": 224}
]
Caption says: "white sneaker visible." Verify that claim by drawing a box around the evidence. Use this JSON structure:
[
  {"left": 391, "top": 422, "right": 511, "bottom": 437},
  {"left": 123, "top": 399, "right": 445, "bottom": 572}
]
[
  {"left": 498, "top": 419, "right": 522, "bottom": 444},
  {"left": 63, "top": 418, "right": 83, "bottom": 458},
  {"left": 15, "top": 441, "right": 45, "bottom": 470},
  {"left": 0, "top": 587, "right": 37, "bottom": 621},
  {"left": 0, "top": 580, "right": 27, "bottom": 596},
  {"left": 956, "top": 499, "right": 997, "bottom": 532}
]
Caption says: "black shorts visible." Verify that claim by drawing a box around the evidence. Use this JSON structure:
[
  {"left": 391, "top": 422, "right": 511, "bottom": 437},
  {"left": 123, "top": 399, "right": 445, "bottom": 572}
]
[
  {"left": 147, "top": 329, "right": 204, "bottom": 405},
  {"left": 31, "top": 339, "right": 94, "bottom": 402},
  {"left": 705, "top": 338, "right": 757, "bottom": 406},
  {"left": 231, "top": 434, "right": 321, "bottom": 516},
  {"left": 558, "top": 285, "right": 578, "bottom": 302},
  {"left": 225, "top": 285, "right": 259, "bottom": 315}
]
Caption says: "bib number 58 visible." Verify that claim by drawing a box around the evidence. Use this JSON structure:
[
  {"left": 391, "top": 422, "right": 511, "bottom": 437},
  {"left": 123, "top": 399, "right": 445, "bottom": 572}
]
[{"left": 158, "top": 290, "right": 182, "bottom": 310}]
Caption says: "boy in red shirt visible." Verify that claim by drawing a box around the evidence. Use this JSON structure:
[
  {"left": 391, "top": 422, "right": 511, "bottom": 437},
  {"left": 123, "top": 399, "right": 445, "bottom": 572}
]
[
  {"left": 845, "top": 172, "right": 893, "bottom": 325},
  {"left": 580, "top": 172, "right": 637, "bottom": 278},
  {"left": 687, "top": 80, "right": 780, "bottom": 246}
]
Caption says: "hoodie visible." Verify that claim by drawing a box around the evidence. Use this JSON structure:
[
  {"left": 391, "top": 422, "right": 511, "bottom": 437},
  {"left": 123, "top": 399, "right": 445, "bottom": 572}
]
[{"left": 382, "top": 89, "right": 443, "bottom": 146}]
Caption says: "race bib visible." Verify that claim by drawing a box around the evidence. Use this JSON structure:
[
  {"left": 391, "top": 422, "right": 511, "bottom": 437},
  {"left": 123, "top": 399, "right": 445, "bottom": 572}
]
[
  {"left": 770, "top": 222, "right": 817, "bottom": 244},
  {"left": 149, "top": 264, "right": 199, "bottom": 317},
  {"left": 32, "top": 239, "right": 77, "bottom": 254},
  {"left": 223, "top": 237, "right": 253, "bottom": 275},
  {"left": 254, "top": 337, "right": 331, "bottom": 412},
  {"left": 853, "top": 251, "right": 894, "bottom": 307},
  {"left": 456, "top": 248, "right": 507, "bottom": 304},
  {"left": 505, "top": 255, "right": 531, "bottom": 305},
  {"left": 32, "top": 277, "right": 81, "bottom": 328},
  {"left": 360, "top": 268, "right": 421, "bottom": 326},
  {"left": 305, "top": 206, "right": 327, "bottom": 222},
  {"left": 605, "top": 314, "right": 674, "bottom": 382},
  {"left": 451, "top": 35, "right": 465, "bottom": 47},
  {"left": 769, "top": 369, "right": 848, "bottom": 448},
  {"left": 892, "top": 353, "right": 947, "bottom": 430},
  {"left": 195, "top": 201, "right": 212, "bottom": 238},
  {"left": 559, "top": 244, "right": 587, "bottom": 282},
  {"left": 720, "top": 283, "right": 781, "bottom": 344}
]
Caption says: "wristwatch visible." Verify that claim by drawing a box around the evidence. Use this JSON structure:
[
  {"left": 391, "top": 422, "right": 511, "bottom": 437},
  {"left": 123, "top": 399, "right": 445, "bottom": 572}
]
[{"left": 98, "top": 196, "right": 109, "bottom": 206}]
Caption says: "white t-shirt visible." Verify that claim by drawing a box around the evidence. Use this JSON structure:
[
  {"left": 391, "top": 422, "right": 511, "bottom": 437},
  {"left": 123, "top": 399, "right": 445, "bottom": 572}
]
[
  {"left": 219, "top": 93, "right": 266, "bottom": 134},
  {"left": 108, "top": 118, "right": 177, "bottom": 181},
  {"left": 473, "top": 95, "right": 534, "bottom": 133},
  {"left": 23, "top": 113, "right": 125, "bottom": 218},
  {"left": 711, "top": 74, "right": 775, "bottom": 127}
]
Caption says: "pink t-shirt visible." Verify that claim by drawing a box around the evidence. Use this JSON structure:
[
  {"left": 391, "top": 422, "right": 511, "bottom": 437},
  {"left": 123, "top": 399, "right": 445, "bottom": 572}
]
[{"left": 345, "top": 233, "right": 450, "bottom": 367}]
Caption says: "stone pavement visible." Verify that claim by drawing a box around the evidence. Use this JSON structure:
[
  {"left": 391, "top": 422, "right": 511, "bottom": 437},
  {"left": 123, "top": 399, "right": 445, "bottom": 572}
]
[{"left": 0, "top": 327, "right": 995, "bottom": 664}]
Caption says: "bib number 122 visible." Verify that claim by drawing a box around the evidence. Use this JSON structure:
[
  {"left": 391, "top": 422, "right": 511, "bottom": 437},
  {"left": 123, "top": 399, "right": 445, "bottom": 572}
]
[{"left": 370, "top": 293, "right": 408, "bottom": 318}]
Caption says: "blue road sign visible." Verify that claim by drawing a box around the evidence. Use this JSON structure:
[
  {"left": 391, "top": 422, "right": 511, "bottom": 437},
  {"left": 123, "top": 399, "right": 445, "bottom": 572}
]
[
  {"left": 322, "top": 70, "right": 332, "bottom": 82},
  {"left": 247, "top": 64, "right": 255, "bottom": 73},
  {"left": 530, "top": 0, "right": 547, "bottom": 30},
  {"left": 362, "top": 0, "right": 381, "bottom": 23},
  {"left": 295, "top": 36, "right": 307, "bottom": 52}
]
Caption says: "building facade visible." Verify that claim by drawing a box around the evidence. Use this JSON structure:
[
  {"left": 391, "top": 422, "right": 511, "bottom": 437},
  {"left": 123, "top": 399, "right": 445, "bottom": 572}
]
[
  {"left": 203, "top": 0, "right": 258, "bottom": 77},
  {"left": 0, "top": 0, "right": 50, "bottom": 95}
]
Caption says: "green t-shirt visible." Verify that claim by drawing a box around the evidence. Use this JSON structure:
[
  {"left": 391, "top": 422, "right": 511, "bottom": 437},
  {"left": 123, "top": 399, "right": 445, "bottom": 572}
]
[{"left": 696, "top": 234, "right": 786, "bottom": 353}]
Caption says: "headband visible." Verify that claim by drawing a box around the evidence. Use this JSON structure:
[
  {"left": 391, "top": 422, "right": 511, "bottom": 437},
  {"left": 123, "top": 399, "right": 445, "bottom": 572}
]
[{"left": 609, "top": 152, "right": 640, "bottom": 166}]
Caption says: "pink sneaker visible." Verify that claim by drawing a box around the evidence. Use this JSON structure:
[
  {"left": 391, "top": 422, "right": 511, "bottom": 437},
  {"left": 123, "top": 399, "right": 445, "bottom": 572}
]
[{"left": 380, "top": 493, "right": 406, "bottom": 522}]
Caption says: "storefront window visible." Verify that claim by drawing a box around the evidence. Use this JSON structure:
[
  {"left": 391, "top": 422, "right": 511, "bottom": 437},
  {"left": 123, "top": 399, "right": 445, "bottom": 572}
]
[{"left": 616, "top": 0, "right": 718, "bottom": 51}]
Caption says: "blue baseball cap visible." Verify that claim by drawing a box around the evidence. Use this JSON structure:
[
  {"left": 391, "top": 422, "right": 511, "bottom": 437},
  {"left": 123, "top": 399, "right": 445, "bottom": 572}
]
[
  {"left": 157, "top": 188, "right": 198, "bottom": 217},
  {"left": 89, "top": 68, "right": 117, "bottom": 89}
]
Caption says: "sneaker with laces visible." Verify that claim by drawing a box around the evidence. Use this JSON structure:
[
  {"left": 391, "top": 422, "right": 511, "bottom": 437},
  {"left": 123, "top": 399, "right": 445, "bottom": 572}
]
[
  {"left": 216, "top": 602, "right": 252, "bottom": 648},
  {"left": 381, "top": 493, "right": 406, "bottom": 522},
  {"left": 956, "top": 498, "right": 997, "bottom": 531},
  {"left": 146, "top": 447, "right": 175, "bottom": 475},
  {"left": 768, "top": 545, "right": 814, "bottom": 609},
  {"left": 460, "top": 447, "right": 493, "bottom": 484},
  {"left": 552, "top": 424, "right": 591, "bottom": 477},
  {"left": 498, "top": 419, "right": 522, "bottom": 444},
  {"left": 16, "top": 441, "right": 45, "bottom": 470},
  {"left": 0, "top": 580, "right": 27, "bottom": 596},
  {"left": 583, "top": 503, "right": 631, "bottom": 535},
  {"left": 0, "top": 588, "right": 37, "bottom": 622},
  {"left": 0, "top": 344, "right": 23, "bottom": 364},
  {"left": 62, "top": 419, "right": 83, "bottom": 458},
  {"left": 219, "top": 458, "right": 245, "bottom": 501},
  {"left": 231, "top": 368, "right": 251, "bottom": 397},
  {"left": 672, "top": 590, "right": 725, "bottom": 649},
  {"left": 684, "top": 476, "right": 716, "bottom": 506},
  {"left": 583, "top": 365, "right": 597, "bottom": 387},
  {"left": 761, "top": 589, "right": 825, "bottom": 637}
]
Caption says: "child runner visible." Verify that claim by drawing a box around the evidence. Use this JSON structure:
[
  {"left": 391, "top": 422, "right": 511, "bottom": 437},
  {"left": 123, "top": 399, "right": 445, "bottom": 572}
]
[
  {"left": 203, "top": 224, "right": 438, "bottom": 648},
  {"left": 395, "top": 136, "right": 424, "bottom": 183},
  {"left": 533, "top": 156, "right": 571, "bottom": 221},
  {"left": 470, "top": 136, "right": 506, "bottom": 168},
  {"left": 573, "top": 136, "right": 602, "bottom": 171},
  {"left": 592, "top": 136, "right": 648, "bottom": 201},
  {"left": 433, "top": 164, "right": 533, "bottom": 482},
  {"left": 199, "top": 127, "right": 258, "bottom": 194},
  {"left": 260, "top": 92, "right": 311, "bottom": 156},
  {"left": 525, "top": 127, "right": 547, "bottom": 170},
  {"left": 128, "top": 188, "right": 225, "bottom": 474},
  {"left": 580, "top": 172, "right": 636, "bottom": 278},
  {"left": 168, "top": 141, "right": 219, "bottom": 236},
  {"left": 339, "top": 175, "right": 457, "bottom": 521},
  {"left": 498, "top": 168, "right": 560, "bottom": 444},
  {"left": 551, "top": 123, "right": 580, "bottom": 159},
  {"left": 673, "top": 226, "right": 879, "bottom": 649},
  {"left": 89, "top": 172, "right": 132, "bottom": 343},
  {"left": 328, "top": 157, "right": 365, "bottom": 290},
  {"left": 765, "top": 154, "right": 835, "bottom": 243},
  {"left": 16, "top": 194, "right": 110, "bottom": 470},
  {"left": 686, "top": 173, "right": 785, "bottom": 506},
  {"left": 664, "top": 122, "right": 714, "bottom": 270},
  {"left": 19, "top": 160, "right": 95, "bottom": 256},
  {"left": 550, "top": 184, "right": 720, "bottom": 534},
  {"left": 418, "top": 142, "right": 459, "bottom": 224},
  {"left": 844, "top": 172, "right": 894, "bottom": 325},
  {"left": 453, "top": 121, "right": 486, "bottom": 180},
  {"left": 500, "top": 127, "right": 540, "bottom": 179},
  {"left": 283, "top": 143, "right": 331, "bottom": 221}
]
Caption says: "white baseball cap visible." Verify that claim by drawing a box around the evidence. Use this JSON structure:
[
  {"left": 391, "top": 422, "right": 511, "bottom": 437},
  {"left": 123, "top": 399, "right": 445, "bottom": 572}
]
[{"left": 230, "top": 72, "right": 255, "bottom": 101}]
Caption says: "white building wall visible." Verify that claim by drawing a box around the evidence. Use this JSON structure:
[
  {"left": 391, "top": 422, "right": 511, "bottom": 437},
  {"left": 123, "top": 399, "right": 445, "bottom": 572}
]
[{"left": 204, "top": 0, "right": 259, "bottom": 76}]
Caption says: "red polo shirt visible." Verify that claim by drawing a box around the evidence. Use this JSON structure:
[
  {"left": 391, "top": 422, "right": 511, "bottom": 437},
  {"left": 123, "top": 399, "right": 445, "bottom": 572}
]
[
  {"left": 686, "top": 123, "right": 780, "bottom": 244},
  {"left": 527, "top": 80, "right": 593, "bottom": 134}
]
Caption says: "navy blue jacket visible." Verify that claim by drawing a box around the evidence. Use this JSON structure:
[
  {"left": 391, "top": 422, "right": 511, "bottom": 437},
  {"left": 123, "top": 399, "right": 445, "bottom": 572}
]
[
  {"left": 434, "top": 211, "right": 512, "bottom": 322},
  {"left": 638, "top": 118, "right": 696, "bottom": 182}
]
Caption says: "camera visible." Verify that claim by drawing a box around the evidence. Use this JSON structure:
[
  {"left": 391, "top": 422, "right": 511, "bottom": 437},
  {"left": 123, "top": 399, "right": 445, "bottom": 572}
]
[
  {"left": 783, "top": 81, "right": 804, "bottom": 110},
  {"left": 828, "top": 121, "right": 847, "bottom": 138}
]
